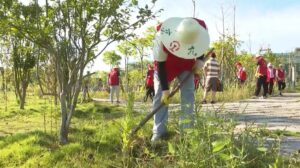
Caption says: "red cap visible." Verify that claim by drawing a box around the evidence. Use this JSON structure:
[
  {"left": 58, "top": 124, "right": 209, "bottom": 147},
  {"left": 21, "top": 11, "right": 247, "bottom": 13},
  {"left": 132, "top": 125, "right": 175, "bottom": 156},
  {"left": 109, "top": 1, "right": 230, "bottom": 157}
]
[{"left": 235, "top": 62, "right": 242, "bottom": 66}]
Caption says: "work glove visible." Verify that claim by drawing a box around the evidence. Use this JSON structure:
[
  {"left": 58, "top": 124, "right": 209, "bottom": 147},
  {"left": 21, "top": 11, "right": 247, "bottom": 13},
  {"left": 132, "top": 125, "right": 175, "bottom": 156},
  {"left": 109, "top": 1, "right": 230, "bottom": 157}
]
[
  {"left": 193, "top": 60, "right": 204, "bottom": 75},
  {"left": 161, "top": 90, "right": 170, "bottom": 106}
]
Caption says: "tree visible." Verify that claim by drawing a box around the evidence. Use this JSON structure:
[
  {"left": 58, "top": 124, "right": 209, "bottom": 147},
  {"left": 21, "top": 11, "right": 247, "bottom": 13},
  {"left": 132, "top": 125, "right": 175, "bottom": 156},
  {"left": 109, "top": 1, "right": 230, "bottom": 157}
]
[
  {"left": 130, "top": 27, "right": 155, "bottom": 75},
  {"left": 117, "top": 41, "right": 137, "bottom": 92},
  {"left": 11, "top": 38, "right": 36, "bottom": 109},
  {"left": 0, "top": 67, "right": 4, "bottom": 91},
  {"left": 212, "top": 35, "right": 241, "bottom": 82},
  {"left": 102, "top": 50, "right": 122, "bottom": 67},
  {"left": 117, "top": 26, "right": 155, "bottom": 89},
  {"left": 0, "top": 0, "right": 158, "bottom": 144}
]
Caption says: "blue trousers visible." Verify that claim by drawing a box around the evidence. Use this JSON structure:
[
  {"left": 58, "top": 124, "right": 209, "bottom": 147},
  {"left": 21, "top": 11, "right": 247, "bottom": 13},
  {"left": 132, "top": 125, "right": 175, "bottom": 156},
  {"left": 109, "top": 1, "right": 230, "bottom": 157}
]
[{"left": 152, "top": 71, "right": 195, "bottom": 136}]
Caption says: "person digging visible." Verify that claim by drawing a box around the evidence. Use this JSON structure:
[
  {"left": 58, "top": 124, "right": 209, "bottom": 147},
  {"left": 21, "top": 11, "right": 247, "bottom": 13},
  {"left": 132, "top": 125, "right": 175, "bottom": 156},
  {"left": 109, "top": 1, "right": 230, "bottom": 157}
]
[{"left": 151, "top": 17, "right": 210, "bottom": 141}]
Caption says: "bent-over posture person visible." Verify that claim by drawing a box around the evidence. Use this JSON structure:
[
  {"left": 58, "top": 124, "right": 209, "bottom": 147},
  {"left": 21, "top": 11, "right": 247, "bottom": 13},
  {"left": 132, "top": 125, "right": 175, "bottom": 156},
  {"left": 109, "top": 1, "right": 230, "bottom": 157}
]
[{"left": 152, "top": 17, "right": 210, "bottom": 141}]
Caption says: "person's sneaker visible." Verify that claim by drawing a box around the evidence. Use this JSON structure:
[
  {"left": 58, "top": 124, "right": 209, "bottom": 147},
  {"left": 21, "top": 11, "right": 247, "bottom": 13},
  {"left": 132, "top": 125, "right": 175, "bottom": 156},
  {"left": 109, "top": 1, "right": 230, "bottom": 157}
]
[
  {"left": 262, "top": 96, "right": 267, "bottom": 99},
  {"left": 201, "top": 100, "right": 207, "bottom": 104},
  {"left": 210, "top": 101, "right": 216, "bottom": 104}
]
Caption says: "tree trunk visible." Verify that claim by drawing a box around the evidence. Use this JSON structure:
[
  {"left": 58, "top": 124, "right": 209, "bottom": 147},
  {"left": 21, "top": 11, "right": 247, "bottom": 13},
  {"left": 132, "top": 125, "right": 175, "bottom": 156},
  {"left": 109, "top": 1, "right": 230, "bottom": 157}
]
[
  {"left": 0, "top": 69, "right": 4, "bottom": 91},
  {"left": 19, "top": 82, "right": 27, "bottom": 109},
  {"left": 59, "top": 91, "right": 68, "bottom": 144},
  {"left": 140, "top": 56, "right": 143, "bottom": 77},
  {"left": 20, "top": 96, "right": 25, "bottom": 109}
]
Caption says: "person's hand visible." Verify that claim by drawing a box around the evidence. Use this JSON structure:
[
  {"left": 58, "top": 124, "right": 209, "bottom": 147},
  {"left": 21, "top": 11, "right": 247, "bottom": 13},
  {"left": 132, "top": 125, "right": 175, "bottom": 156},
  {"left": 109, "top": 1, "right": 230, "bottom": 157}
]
[
  {"left": 193, "top": 60, "right": 204, "bottom": 75},
  {"left": 161, "top": 90, "right": 170, "bottom": 106}
]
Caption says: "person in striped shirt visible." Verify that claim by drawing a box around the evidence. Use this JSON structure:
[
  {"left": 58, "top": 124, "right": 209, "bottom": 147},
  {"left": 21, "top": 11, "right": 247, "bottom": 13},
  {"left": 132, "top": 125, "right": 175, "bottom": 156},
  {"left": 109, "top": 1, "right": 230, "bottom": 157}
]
[{"left": 202, "top": 52, "right": 220, "bottom": 104}]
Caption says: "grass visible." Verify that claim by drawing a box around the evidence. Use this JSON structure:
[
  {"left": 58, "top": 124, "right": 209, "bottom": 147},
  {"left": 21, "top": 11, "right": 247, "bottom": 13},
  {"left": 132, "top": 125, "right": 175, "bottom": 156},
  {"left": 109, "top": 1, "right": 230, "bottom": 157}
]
[{"left": 0, "top": 84, "right": 300, "bottom": 167}]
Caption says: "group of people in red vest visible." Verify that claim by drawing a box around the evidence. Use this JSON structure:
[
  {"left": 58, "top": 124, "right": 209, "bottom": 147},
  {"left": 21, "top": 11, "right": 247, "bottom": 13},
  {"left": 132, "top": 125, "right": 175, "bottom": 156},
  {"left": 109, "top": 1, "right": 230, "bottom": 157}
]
[
  {"left": 254, "top": 54, "right": 286, "bottom": 98},
  {"left": 107, "top": 64, "right": 155, "bottom": 103},
  {"left": 234, "top": 54, "right": 286, "bottom": 98}
]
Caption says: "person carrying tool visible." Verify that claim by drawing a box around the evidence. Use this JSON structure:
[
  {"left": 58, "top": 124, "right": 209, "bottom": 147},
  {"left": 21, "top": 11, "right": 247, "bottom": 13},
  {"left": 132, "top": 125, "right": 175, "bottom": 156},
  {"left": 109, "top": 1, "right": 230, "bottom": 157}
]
[{"left": 151, "top": 17, "right": 210, "bottom": 141}]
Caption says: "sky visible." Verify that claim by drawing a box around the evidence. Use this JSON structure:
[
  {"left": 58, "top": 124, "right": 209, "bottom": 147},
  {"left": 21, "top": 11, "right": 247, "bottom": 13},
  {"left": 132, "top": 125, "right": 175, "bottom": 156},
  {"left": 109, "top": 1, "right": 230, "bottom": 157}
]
[{"left": 17, "top": 0, "right": 300, "bottom": 72}]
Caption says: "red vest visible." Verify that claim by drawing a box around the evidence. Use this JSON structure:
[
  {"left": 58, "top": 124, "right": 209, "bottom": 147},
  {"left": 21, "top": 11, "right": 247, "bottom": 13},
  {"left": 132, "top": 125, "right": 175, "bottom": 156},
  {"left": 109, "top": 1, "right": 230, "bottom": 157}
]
[
  {"left": 238, "top": 68, "right": 247, "bottom": 81},
  {"left": 277, "top": 69, "right": 285, "bottom": 80},
  {"left": 257, "top": 59, "right": 267, "bottom": 76},
  {"left": 146, "top": 69, "right": 154, "bottom": 87},
  {"left": 155, "top": 47, "right": 195, "bottom": 82},
  {"left": 108, "top": 68, "right": 119, "bottom": 86}
]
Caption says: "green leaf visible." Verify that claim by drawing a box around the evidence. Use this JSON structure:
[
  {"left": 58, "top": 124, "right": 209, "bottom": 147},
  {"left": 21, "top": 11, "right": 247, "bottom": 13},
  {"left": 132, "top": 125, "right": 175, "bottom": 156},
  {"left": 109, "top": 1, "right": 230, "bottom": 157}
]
[
  {"left": 257, "top": 147, "right": 268, "bottom": 152},
  {"left": 168, "top": 142, "right": 175, "bottom": 155},
  {"left": 131, "top": 0, "right": 138, "bottom": 5},
  {"left": 10, "top": 27, "right": 18, "bottom": 33},
  {"left": 212, "top": 139, "right": 229, "bottom": 153},
  {"left": 219, "top": 153, "right": 231, "bottom": 161}
]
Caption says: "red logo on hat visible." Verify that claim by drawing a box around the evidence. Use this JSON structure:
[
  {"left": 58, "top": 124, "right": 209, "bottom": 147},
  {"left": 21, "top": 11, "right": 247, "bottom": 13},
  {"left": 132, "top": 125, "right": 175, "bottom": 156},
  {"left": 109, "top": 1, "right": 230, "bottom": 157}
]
[{"left": 169, "top": 41, "right": 180, "bottom": 52}]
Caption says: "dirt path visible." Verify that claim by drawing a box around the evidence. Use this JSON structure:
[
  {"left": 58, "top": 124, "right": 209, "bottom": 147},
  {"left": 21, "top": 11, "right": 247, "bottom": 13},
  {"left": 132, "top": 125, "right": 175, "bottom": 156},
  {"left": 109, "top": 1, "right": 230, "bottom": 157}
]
[
  {"left": 201, "top": 93, "right": 300, "bottom": 131},
  {"left": 200, "top": 93, "right": 300, "bottom": 156}
]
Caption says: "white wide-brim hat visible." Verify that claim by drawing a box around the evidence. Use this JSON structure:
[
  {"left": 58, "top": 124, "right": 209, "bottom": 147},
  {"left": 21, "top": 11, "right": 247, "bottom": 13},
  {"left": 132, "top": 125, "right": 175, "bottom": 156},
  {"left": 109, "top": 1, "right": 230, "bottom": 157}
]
[{"left": 159, "top": 17, "right": 210, "bottom": 59}]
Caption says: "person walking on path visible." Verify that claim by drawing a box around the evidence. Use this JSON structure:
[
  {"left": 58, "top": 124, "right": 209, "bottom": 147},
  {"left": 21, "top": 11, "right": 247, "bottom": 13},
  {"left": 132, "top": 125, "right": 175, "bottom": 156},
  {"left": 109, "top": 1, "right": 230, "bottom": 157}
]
[
  {"left": 151, "top": 17, "right": 210, "bottom": 141},
  {"left": 144, "top": 64, "right": 155, "bottom": 102},
  {"left": 254, "top": 55, "right": 268, "bottom": 98},
  {"left": 108, "top": 66, "right": 120, "bottom": 103},
  {"left": 235, "top": 62, "right": 247, "bottom": 84},
  {"left": 276, "top": 64, "right": 286, "bottom": 96},
  {"left": 202, "top": 52, "right": 220, "bottom": 104},
  {"left": 267, "top": 63, "right": 276, "bottom": 96}
]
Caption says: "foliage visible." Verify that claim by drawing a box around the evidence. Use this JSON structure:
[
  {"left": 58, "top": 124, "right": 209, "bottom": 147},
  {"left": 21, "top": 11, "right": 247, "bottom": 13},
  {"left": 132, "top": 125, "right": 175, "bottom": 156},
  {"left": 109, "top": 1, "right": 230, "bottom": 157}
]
[
  {"left": 11, "top": 37, "right": 36, "bottom": 109},
  {"left": 0, "top": 0, "right": 159, "bottom": 143},
  {"left": 102, "top": 50, "right": 122, "bottom": 67}
]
